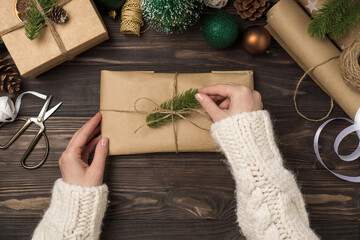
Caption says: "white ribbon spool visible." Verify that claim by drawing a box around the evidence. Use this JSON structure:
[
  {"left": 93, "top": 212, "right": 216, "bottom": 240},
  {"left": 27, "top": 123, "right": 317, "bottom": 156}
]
[
  {"left": 314, "top": 108, "right": 360, "bottom": 182},
  {"left": 0, "top": 91, "right": 47, "bottom": 122}
]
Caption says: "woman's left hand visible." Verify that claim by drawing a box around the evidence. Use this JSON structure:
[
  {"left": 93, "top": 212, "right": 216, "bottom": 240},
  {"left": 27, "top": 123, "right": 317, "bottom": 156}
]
[{"left": 59, "top": 113, "right": 108, "bottom": 187}]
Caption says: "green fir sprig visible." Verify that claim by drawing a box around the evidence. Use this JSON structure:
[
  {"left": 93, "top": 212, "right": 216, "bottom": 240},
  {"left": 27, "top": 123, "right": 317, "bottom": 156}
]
[
  {"left": 24, "top": 0, "right": 57, "bottom": 40},
  {"left": 308, "top": 0, "right": 360, "bottom": 40},
  {"left": 146, "top": 88, "right": 200, "bottom": 128}
]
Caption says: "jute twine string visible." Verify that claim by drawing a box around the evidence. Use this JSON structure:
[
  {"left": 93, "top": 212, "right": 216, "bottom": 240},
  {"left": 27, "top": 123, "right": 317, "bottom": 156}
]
[
  {"left": 294, "top": 56, "right": 338, "bottom": 122},
  {"left": 339, "top": 38, "right": 360, "bottom": 91},
  {"left": 0, "top": 0, "right": 72, "bottom": 60},
  {"left": 120, "top": 0, "right": 144, "bottom": 36},
  {"left": 100, "top": 73, "right": 211, "bottom": 153}
]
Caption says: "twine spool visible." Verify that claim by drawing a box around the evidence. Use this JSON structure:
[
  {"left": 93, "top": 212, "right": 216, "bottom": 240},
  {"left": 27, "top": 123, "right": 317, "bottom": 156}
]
[
  {"left": 203, "top": 0, "right": 228, "bottom": 9},
  {"left": 339, "top": 38, "right": 360, "bottom": 91},
  {"left": 120, "top": 0, "right": 143, "bottom": 36}
]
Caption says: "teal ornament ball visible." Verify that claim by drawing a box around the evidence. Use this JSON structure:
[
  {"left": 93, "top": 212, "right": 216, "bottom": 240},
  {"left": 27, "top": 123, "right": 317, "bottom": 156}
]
[{"left": 202, "top": 12, "right": 239, "bottom": 49}]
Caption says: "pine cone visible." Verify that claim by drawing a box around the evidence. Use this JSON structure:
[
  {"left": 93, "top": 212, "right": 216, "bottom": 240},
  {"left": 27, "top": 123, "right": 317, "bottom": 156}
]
[
  {"left": 234, "top": 0, "right": 270, "bottom": 21},
  {"left": 0, "top": 58, "right": 21, "bottom": 94},
  {"left": 48, "top": 6, "right": 68, "bottom": 24}
]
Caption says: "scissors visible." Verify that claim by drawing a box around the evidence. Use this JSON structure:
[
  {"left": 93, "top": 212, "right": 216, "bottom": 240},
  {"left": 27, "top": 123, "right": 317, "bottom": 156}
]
[{"left": 0, "top": 96, "right": 62, "bottom": 170}]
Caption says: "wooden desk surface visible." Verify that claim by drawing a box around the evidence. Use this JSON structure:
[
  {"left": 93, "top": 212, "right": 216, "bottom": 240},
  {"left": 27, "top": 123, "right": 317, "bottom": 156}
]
[{"left": 0, "top": 2, "right": 359, "bottom": 240}]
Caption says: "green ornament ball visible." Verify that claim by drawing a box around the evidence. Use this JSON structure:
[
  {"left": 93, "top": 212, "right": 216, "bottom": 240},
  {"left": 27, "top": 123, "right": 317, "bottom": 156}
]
[
  {"left": 94, "top": 0, "right": 125, "bottom": 11},
  {"left": 202, "top": 12, "right": 239, "bottom": 49}
]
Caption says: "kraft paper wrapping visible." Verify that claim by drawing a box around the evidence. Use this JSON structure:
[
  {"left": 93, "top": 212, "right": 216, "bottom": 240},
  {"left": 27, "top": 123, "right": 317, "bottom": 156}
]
[
  {"left": 0, "top": 0, "right": 108, "bottom": 77},
  {"left": 265, "top": 0, "right": 360, "bottom": 120},
  {"left": 299, "top": 0, "right": 360, "bottom": 49},
  {"left": 100, "top": 71, "right": 254, "bottom": 155}
]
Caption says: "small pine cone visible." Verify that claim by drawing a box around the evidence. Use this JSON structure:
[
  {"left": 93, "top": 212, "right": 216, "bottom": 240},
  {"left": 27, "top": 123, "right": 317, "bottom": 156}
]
[
  {"left": 234, "top": 0, "right": 270, "bottom": 21},
  {"left": 0, "top": 58, "right": 21, "bottom": 94},
  {"left": 48, "top": 6, "right": 68, "bottom": 24}
]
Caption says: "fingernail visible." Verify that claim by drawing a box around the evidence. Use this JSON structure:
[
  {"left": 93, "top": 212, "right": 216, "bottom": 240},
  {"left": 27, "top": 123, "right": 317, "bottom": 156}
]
[
  {"left": 100, "top": 138, "right": 108, "bottom": 147},
  {"left": 195, "top": 93, "right": 203, "bottom": 102}
]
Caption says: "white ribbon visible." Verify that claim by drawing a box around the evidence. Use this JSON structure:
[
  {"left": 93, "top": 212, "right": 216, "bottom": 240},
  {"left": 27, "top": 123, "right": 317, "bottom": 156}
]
[
  {"left": 0, "top": 91, "right": 47, "bottom": 122},
  {"left": 314, "top": 108, "right": 360, "bottom": 182}
]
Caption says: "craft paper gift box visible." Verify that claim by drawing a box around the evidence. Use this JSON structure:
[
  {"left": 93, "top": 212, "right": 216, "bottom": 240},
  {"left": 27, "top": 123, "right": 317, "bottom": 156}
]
[
  {"left": 100, "top": 71, "right": 254, "bottom": 155},
  {"left": 0, "top": 0, "right": 108, "bottom": 77}
]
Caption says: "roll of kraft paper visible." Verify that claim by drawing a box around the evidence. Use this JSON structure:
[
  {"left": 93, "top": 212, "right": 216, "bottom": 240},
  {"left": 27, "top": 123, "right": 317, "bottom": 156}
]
[{"left": 265, "top": 0, "right": 360, "bottom": 120}]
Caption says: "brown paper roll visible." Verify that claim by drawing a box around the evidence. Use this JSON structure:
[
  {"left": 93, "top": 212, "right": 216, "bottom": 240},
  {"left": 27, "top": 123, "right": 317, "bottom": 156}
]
[
  {"left": 100, "top": 71, "right": 254, "bottom": 155},
  {"left": 265, "top": 0, "right": 360, "bottom": 120}
]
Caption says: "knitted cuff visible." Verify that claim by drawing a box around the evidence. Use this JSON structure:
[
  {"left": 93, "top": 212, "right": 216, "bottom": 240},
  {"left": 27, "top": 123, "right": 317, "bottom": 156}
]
[
  {"left": 211, "top": 110, "right": 290, "bottom": 187},
  {"left": 211, "top": 111, "right": 319, "bottom": 239},
  {"left": 34, "top": 179, "right": 109, "bottom": 240}
]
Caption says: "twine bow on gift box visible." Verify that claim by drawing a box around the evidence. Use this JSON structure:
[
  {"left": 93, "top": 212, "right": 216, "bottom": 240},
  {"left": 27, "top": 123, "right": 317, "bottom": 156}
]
[
  {"left": 314, "top": 108, "right": 360, "bottom": 182},
  {"left": 0, "top": 0, "right": 73, "bottom": 60},
  {"left": 100, "top": 73, "right": 212, "bottom": 153}
]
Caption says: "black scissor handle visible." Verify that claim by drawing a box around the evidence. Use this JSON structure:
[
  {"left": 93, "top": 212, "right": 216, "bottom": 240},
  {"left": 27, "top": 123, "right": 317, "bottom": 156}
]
[{"left": 20, "top": 129, "right": 49, "bottom": 170}]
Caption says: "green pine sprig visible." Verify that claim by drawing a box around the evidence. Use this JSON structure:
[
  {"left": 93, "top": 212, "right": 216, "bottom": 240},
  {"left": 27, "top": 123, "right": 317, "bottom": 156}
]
[
  {"left": 24, "top": 0, "right": 57, "bottom": 40},
  {"left": 146, "top": 88, "right": 200, "bottom": 128},
  {"left": 308, "top": 0, "right": 360, "bottom": 40}
]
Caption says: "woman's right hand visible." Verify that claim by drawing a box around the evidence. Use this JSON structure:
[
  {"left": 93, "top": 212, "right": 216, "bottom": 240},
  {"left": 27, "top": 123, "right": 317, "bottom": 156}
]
[{"left": 195, "top": 83, "right": 263, "bottom": 122}]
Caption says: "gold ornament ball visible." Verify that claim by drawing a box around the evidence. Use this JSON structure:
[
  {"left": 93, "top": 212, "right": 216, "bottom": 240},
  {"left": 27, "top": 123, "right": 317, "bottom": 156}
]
[{"left": 242, "top": 26, "right": 271, "bottom": 55}]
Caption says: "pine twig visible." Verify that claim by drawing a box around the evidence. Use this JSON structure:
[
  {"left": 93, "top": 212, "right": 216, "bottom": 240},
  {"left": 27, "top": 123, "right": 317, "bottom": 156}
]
[
  {"left": 329, "top": 1, "right": 360, "bottom": 40},
  {"left": 146, "top": 88, "right": 200, "bottom": 128},
  {"left": 308, "top": 0, "right": 360, "bottom": 40},
  {"left": 24, "top": 0, "right": 57, "bottom": 40}
]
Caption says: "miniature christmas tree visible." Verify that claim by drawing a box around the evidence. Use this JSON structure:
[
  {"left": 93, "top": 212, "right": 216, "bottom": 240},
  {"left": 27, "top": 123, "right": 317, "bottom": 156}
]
[{"left": 141, "top": 0, "right": 203, "bottom": 34}]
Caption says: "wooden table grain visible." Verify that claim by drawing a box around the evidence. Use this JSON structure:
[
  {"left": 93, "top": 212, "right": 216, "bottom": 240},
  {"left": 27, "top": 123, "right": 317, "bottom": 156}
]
[{"left": 0, "top": 2, "right": 359, "bottom": 240}]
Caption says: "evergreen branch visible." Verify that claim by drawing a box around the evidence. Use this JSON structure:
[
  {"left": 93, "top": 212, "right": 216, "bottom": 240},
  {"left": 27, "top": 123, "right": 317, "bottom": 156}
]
[
  {"left": 24, "top": 0, "right": 56, "bottom": 40},
  {"left": 329, "top": 2, "right": 360, "bottom": 39},
  {"left": 146, "top": 88, "right": 200, "bottom": 128},
  {"left": 308, "top": 0, "right": 360, "bottom": 40}
]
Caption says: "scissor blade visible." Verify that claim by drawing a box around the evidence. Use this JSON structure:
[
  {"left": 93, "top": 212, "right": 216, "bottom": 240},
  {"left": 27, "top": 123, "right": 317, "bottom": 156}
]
[
  {"left": 38, "top": 96, "right": 52, "bottom": 120},
  {"left": 44, "top": 102, "right": 62, "bottom": 121}
]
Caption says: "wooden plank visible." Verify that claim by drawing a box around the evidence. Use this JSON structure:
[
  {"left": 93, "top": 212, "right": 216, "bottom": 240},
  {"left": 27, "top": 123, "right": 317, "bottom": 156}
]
[{"left": 0, "top": 167, "right": 358, "bottom": 221}]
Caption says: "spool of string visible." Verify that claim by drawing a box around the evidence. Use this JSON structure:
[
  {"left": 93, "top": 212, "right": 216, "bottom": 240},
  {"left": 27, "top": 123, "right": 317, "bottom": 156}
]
[
  {"left": 339, "top": 38, "right": 360, "bottom": 91},
  {"left": 120, "top": 0, "right": 143, "bottom": 36}
]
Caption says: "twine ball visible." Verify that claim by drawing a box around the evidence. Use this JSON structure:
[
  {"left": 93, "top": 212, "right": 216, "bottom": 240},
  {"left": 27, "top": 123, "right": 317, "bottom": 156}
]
[
  {"left": 201, "top": 12, "right": 239, "bottom": 49},
  {"left": 339, "top": 38, "right": 360, "bottom": 91}
]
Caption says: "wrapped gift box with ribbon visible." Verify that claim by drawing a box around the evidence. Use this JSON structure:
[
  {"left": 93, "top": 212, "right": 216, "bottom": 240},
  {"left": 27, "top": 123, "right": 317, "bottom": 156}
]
[
  {"left": 100, "top": 71, "right": 254, "bottom": 155},
  {"left": 0, "top": 0, "right": 108, "bottom": 77}
]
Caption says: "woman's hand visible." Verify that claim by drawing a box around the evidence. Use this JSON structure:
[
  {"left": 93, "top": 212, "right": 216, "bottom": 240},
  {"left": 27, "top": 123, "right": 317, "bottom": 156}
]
[
  {"left": 59, "top": 113, "right": 108, "bottom": 187},
  {"left": 195, "top": 83, "right": 263, "bottom": 122}
]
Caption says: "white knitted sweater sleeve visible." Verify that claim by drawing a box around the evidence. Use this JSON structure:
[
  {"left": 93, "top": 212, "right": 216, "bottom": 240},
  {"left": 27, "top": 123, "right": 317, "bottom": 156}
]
[
  {"left": 211, "top": 110, "right": 319, "bottom": 240},
  {"left": 32, "top": 179, "right": 108, "bottom": 240}
]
